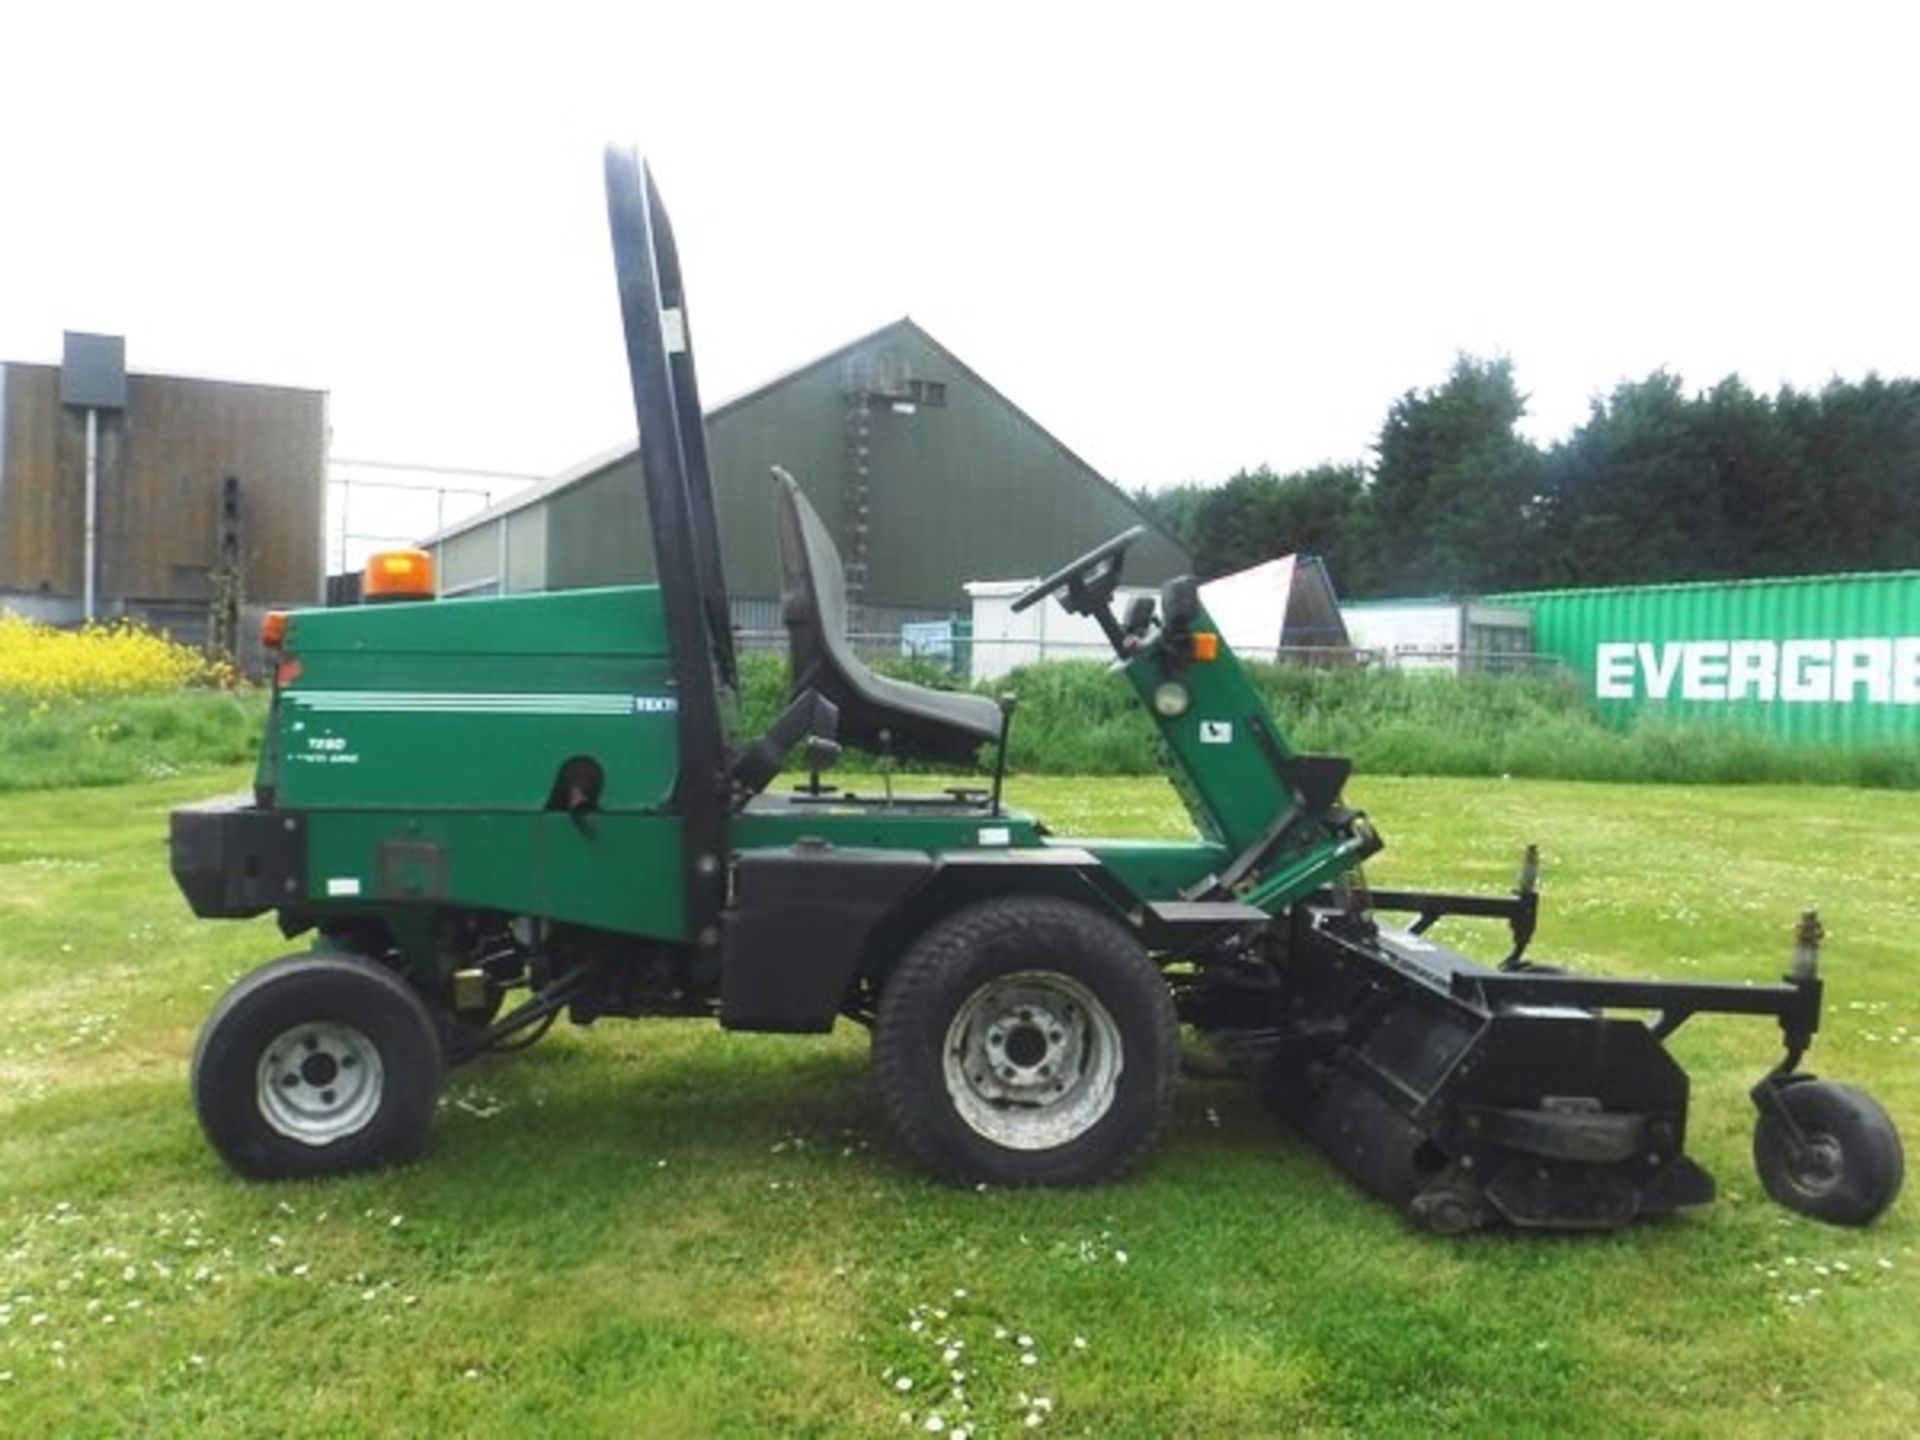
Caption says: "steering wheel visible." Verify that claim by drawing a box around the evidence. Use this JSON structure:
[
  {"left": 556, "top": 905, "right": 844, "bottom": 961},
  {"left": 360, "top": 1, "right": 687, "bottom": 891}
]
[{"left": 1010, "top": 525, "right": 1146, "bottom": 614}]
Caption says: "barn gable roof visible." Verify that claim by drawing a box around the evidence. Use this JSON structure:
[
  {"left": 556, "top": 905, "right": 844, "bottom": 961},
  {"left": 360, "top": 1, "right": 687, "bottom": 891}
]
[{"left": 427, "top": 318, "right": 1183, "bottom": 562}]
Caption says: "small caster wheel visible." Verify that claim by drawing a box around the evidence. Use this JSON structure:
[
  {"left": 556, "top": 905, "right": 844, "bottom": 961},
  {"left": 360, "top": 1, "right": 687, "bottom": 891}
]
[{"left": 1753, "top": 1080, "right": 1904, "bottom": 1226}]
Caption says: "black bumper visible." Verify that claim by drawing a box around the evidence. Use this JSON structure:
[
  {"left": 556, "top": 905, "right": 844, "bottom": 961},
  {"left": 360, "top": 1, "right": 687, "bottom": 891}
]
[{"left": 170, "top": 796, "right": 306, "bottom": 918}]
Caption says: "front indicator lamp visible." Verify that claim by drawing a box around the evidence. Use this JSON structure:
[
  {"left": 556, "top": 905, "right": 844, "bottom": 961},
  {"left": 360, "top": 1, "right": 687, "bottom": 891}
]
[{"left": 1152, "top": 682, "right": 1190, "bottom": 718}]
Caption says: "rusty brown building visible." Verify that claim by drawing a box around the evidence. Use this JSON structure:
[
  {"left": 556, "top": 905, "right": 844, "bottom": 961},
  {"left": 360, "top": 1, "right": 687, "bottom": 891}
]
[{"left": 0, "top": 334, "right": 326, "bottom": 644}]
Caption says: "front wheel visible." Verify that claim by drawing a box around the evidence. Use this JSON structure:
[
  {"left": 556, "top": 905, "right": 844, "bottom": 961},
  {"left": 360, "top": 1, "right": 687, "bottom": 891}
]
[
  {"left": 192, "top": 954, "right": 446, "bottom": 1180},
  {"left": 1753, "top": 1080, "right": 1904, "bottom": 1225},
  {"left": 873, "top": 896, "right": 1177, "bottom": 1186}
]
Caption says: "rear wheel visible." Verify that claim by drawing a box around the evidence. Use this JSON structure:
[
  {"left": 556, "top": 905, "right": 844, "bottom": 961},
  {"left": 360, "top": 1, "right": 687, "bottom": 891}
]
[
  {"left": 1753, "top": 1080, "right": 1904, "bottom": 1225},
  {"left": 192, "top": 954, "right": 445, "bottom": 1180},
  {"left": 873, "top": 896, "right": 1177, "bottom": 1186}
]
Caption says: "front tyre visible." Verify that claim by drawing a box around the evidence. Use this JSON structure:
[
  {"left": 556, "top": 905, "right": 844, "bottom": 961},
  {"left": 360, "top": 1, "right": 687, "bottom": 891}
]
[
  {"left": 874, "top": 896, "right": 1177, "bottom": 1186},
  {"left": 1753, "top": 1080, "right": 1904, "bottom": 1225},
  {"left": 192, "top": 954, "right": 446, "bottom": 1180}
]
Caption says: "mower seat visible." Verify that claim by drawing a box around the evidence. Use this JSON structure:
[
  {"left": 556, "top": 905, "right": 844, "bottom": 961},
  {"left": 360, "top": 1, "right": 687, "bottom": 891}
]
[{"left": 774, "top": 468, "right": 1003, "bottom": 767}]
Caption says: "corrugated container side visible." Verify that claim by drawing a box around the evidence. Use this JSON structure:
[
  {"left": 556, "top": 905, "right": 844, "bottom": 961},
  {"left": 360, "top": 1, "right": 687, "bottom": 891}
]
[{"left": 1489, "top": 572, "right": 1920, "bottom": 747}]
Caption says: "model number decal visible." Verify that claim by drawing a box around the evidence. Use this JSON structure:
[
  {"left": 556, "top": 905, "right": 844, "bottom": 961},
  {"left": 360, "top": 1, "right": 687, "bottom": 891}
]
[{"left": 291, "top": 734, "right": 361, "bottom": 765}]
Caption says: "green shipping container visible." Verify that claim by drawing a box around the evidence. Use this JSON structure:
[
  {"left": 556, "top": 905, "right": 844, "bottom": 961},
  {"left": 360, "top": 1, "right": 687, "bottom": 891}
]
[{"left": 1488, "top": 571, "right": 1920, "bottom": 748}]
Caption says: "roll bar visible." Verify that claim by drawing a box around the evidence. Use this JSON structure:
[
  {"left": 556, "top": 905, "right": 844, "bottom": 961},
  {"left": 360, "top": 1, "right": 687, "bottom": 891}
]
[{"left": 604, "top": 147, "right": 734, "bottom": 957}]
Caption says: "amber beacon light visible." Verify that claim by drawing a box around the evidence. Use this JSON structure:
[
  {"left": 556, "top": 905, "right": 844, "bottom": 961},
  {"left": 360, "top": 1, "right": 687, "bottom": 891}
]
[{"left": 363, "top": 548, "right": 437, "bottom": 602}]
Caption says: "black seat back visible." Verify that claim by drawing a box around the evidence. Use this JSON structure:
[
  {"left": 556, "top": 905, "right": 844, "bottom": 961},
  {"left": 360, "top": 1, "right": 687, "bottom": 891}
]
[{"left": 774, "top": 468, "right": 1003, "bottom": 767}]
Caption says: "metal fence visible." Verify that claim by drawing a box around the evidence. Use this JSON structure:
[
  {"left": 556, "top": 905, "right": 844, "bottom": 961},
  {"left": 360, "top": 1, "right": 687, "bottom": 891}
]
[{"left": 735, "top": 627, "right": 1572, "bottom": 681}]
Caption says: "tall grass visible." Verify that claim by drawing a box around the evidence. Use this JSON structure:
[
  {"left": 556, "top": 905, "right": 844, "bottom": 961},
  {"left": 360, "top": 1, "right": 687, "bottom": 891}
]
[
  {"left": 737, "top": 652, "right": 1919, "bottom": 789},
  {"left": 0, "top": 691, "right": 266, "bottom": 793},
  {"left": 6, "top": 649, "right": 1907, "bottom": 795}
]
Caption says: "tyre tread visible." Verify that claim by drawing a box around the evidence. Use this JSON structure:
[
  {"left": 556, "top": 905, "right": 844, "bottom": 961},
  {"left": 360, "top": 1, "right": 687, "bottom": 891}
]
[
  {"left": 192, "top": 952, "right": 446, "bottom": 1181},
  {"left": 1753, "top": 1079, "right": 1904, "bottom": 1226},
  {"left": 873, "top": 895, "right": 1177, "bottom": 1186}
]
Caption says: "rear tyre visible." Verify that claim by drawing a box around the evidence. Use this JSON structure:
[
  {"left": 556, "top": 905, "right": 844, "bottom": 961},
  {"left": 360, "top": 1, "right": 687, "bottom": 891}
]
[
  {"left": 873, "top": 896, "right": 1177, "bottom": 1186},
  {"left": 192, "top": 954, "right": 446, "bottom": 1180},
  {"left": 1753, "top": 1080, "right": 1904, "bottom": 1225}
]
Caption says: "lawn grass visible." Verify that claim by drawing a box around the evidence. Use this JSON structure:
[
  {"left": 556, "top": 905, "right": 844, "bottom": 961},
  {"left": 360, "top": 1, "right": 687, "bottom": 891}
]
[{"left": 1, "top": 772, "right": 1915, "bottom": 1436}]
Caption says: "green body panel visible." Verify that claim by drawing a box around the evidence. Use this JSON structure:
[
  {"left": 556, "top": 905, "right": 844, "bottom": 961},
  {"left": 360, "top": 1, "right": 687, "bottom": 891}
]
[
  {"left": 303, "top": 810, "right": 686, "bottom": 937},
  {"left": 1489, "top": 570, "right": 1920, "bottom": 747},
  {"left": 1115, "top": 605, "right": 1368, "bottom": 910},
  {"left": 728, "top": 803, "right": 1237, "bottom": 924},
  {"left": 273, "top": 588, "right": 680, "bottom": 812},
  {"left": 1073, "top": 838, "right": 1232, "bottom": 899},
  {"left": 264, "top": 585, "right": 690, "bottom": 939},
  {"left": 730, "top": 801, "right": 1044, "bottom": 853},
  {"left": 285, "top": 583, "right": 672, "bottom": 657},
  {"left": 1121, "top": 611, "right": 1295, "bottom": 852}
]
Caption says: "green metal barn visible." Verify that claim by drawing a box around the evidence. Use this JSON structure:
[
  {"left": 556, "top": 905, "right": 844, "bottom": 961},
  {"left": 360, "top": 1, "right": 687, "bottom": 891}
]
[{"left": 424, "top": 319, "right": 1188, "bottom": 637}]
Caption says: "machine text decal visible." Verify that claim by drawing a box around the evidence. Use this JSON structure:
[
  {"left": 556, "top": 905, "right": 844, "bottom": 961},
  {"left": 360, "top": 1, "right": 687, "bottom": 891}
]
[{"left": 1595, "top": 638, "right": 1920, "bottom": 704}]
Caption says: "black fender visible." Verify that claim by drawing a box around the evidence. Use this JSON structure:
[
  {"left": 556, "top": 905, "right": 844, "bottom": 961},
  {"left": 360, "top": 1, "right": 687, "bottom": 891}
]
[{"left": 718, "top": 845, "right": 1137, "bottom": 1033}]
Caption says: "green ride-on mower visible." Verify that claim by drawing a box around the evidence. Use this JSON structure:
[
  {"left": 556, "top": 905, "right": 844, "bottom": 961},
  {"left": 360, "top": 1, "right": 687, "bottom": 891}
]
[{"left": 170, "top": 150, "right": 1903, "bottom": 1233}]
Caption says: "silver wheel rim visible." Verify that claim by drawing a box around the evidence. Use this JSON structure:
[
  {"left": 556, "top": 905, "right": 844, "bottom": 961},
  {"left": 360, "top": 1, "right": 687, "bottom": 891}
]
[
  {"left": 1786, "top": 1132, "right": 1844, "bottom": 1198},
  {"left": 942, "top": 970, "right": 1123, "bottom": 1151},
  {"left": 256, "top": 1022, "right": 384, "bottom": 1146}
]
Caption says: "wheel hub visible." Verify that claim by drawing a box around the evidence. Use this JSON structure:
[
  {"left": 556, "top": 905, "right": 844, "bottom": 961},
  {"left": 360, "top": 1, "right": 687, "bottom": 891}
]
[
  {"left": 1788, "top": 1134, "right": 1844, "bottom": 1196},
  {"left": 944, "top": 972, "right": 1122, "bottom": 1151},
  {"left": 257, "top": 1022, "right": 384, "bottom": 1147},
  {"left": 983, "top": 1001, "right": 1075, "bottom": 1090}
]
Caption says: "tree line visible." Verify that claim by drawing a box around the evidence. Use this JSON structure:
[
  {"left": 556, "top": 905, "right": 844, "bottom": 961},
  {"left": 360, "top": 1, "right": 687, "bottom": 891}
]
[{"left": 1138, "top": 358, "right": 1920, "bottom": 598}]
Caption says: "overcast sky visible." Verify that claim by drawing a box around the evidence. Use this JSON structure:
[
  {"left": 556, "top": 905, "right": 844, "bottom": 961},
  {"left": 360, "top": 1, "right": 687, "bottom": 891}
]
[{"left": 5, "top": 2, "right": 1918, "bottom": 543}]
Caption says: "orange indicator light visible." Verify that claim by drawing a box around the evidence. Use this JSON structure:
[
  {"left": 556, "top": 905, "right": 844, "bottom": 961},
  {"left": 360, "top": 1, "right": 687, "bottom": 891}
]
[{"left": 363, "top": 548, "right": 436, "bottom": 601}]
